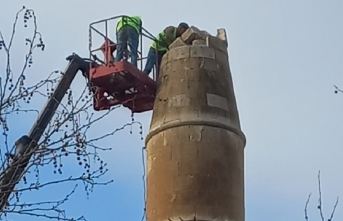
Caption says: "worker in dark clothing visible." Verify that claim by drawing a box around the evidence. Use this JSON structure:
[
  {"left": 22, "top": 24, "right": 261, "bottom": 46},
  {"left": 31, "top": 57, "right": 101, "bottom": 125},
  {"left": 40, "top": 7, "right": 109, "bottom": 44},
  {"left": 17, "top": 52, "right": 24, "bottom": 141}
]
[
  {"left": 143, "top": 22, "right": 189, "bottom": 76},
  {"left": 115, "top": 15, "right": 142, "bottom": 67}
]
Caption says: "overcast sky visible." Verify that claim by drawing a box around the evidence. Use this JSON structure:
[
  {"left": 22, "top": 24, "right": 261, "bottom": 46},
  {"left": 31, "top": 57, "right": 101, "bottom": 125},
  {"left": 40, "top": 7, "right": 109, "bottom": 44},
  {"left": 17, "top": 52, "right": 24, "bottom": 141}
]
[{"left": 1, "top": 0, "right": 343, "bottom": 221}]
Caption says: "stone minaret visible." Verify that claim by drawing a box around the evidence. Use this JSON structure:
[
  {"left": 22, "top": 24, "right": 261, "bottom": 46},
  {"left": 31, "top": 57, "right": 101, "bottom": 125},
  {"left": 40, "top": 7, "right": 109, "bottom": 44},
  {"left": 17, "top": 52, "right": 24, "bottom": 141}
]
[{"left": 145, "top": 27, "right": 246, "bottom": 221}]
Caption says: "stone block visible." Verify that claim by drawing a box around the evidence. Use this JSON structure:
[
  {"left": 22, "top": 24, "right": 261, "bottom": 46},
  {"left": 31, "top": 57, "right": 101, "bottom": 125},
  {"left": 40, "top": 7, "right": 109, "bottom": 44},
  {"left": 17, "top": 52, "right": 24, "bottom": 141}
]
[
  {"left": 181, "top": 26, "right": 204, "bottom": 44},
  {"left": 167, "top": 94, "right": 190, "bottom": 108},
  {"left": 167, "top": 45, "right": 191, "bottom": 62},
  {"left": 216, "top": 28, "right": 228, "bottom": 43},
  {"left": 190, "top": 45, "right": 215, "bottom": 59},
  {"left": 206, "top": 35, "right": 228, "bottom": 52},
  {"left": 199, "top": 59, "right": 220, "bottom": 72},
  {"left": 206, "top": 93, "right": 229, "bottom": 111},
  {"left": 200, "top": 30, "right": 211, "bottom": 38},
  {"left": 169, "top": 37, "right": 188, "bottom": 49},
  {"left": 192, "top": 39, "right": 206, "bottom": 46}
]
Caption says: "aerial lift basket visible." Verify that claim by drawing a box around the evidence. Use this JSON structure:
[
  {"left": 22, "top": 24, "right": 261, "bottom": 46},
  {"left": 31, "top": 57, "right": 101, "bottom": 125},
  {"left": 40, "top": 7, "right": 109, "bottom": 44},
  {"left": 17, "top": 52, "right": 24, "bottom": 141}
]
[{"left": 88, "top": 15, "right": 157, "bottom": 113}]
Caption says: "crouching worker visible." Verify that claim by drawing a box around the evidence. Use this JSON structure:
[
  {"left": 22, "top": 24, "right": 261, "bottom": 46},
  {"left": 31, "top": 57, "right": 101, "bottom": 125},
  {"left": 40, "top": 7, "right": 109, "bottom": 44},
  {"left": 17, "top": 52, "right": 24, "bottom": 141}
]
[
  {"left": 115, "top": 15, "right": 142, "bottom": 67},
  {"left": 143, "top": 22, "right": 189, "bottom": 76}
]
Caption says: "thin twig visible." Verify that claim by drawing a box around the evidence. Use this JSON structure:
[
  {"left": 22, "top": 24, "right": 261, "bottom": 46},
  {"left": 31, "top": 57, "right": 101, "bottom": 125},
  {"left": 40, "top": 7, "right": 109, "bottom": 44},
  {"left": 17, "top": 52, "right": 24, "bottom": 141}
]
[
  {"left": 317, "top": 171, "right": 325, "bottom": 221},
  {"left": 305, "top": 193, "right": 311, "bottom": 221},
  {"left": 328, "top": 197, "right": 339, "bottom": 221}
]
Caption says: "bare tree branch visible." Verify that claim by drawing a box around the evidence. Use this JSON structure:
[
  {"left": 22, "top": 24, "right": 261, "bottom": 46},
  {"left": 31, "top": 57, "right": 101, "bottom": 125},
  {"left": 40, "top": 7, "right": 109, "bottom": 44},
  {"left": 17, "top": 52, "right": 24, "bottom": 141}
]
[
  {"left": 317, "top": 171, "right": 325, "bottom": 221},
  {"left": 304, "top": 171, "right": 340, "bottom": 221},
  {"left": 304, "top": 193, "right": 311, "bottom": 221}
]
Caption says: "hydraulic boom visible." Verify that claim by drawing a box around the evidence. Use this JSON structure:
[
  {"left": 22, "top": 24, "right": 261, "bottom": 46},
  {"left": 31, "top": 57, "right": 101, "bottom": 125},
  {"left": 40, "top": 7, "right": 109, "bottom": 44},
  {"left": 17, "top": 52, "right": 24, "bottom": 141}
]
[{"left": 0, "top": 53, "right": 89, "bottom": 212}]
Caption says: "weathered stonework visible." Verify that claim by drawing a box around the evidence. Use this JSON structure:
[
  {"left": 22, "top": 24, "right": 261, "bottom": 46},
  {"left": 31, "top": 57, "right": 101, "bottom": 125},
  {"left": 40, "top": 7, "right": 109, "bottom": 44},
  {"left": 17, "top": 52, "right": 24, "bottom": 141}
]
[
  {"left": 180, "top": 26, "right": 205, "bottom": 44},
  {"left": 146, "top": 27, "right": 245, "bottom": 221},
  {"left": 169, "top": 37, "right": 187, "bottom": 49},
  {"left": 192, "top": 39, "right": 206, "bottom": 45}
]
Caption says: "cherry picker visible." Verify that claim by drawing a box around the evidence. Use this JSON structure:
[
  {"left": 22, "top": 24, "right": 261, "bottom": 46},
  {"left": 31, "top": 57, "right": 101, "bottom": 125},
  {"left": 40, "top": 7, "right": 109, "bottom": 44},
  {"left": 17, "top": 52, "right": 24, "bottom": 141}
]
[{"left": 0, "top": 15, "right": 158, "bottom": 211}]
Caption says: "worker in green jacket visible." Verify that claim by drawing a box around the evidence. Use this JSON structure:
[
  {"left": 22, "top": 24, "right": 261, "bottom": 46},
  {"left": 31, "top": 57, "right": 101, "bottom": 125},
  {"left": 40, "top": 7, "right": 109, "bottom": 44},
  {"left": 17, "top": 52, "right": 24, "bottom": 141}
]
[
  {"left": 115, "top": 15, "right": 142, "bottom": 67},
  {"left": 143, "top": 22, "right": 189, "bottom": 75}
]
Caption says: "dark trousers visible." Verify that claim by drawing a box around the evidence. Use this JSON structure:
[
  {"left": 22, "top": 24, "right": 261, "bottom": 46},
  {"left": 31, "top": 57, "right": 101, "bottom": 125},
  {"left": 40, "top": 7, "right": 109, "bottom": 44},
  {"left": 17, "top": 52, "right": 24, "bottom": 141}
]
[
  {"left": 115, "top": 26, "right": 139, "bottom": 67},
  {"left": 143, "top": 47, "right": 165, "bottom": 76}
]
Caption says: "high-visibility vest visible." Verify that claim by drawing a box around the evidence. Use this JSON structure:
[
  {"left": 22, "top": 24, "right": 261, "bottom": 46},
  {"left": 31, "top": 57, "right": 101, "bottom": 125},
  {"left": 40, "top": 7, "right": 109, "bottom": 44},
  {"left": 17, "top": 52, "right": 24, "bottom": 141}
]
[
  {"left": 116, "top": 16, "right": 142, "bottom": 34},
  {"left": 151, "top": 27, "right": 177, "bottom": 52}
]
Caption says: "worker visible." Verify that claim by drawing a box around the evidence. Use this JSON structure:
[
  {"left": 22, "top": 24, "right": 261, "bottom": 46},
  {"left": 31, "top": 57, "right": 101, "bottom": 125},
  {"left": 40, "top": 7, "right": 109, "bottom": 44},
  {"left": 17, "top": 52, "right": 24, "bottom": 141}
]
[
  {"left": 143, "top": 22, "right": 189, "bottom": 75},
  {"left": 115, "top": 15, "right": 142, "bottom": 67}
]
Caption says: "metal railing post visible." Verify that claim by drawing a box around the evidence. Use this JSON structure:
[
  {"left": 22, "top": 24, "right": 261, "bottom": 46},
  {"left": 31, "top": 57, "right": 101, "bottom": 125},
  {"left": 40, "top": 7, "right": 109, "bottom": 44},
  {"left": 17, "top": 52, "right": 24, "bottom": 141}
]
[{"left": 105, "top": 20, "right": 108, "bottom": 65}]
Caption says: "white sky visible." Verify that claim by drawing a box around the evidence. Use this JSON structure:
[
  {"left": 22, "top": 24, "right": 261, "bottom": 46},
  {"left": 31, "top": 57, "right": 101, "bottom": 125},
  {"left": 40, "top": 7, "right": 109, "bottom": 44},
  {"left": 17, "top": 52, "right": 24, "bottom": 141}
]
[{"left": 1, "top": 0, "right": 343, "bottom": 220}]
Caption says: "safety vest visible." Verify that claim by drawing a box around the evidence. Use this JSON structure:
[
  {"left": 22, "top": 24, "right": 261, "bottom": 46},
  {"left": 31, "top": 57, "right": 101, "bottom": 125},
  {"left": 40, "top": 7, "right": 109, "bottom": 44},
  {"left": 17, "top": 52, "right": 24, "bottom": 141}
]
[
  {"left": 151, "top": 27, "right": 177, "bottom": 52},
  {"left": 116, "top": 16, "right": 142, "bottom": 34}
]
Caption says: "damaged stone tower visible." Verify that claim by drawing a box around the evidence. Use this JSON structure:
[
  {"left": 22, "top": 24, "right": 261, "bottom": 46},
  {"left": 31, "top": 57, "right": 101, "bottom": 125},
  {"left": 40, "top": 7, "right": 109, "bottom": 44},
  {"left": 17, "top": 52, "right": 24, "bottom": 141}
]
[{"left": 145, "top": 27, "right": 246, "bottom": 221}]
